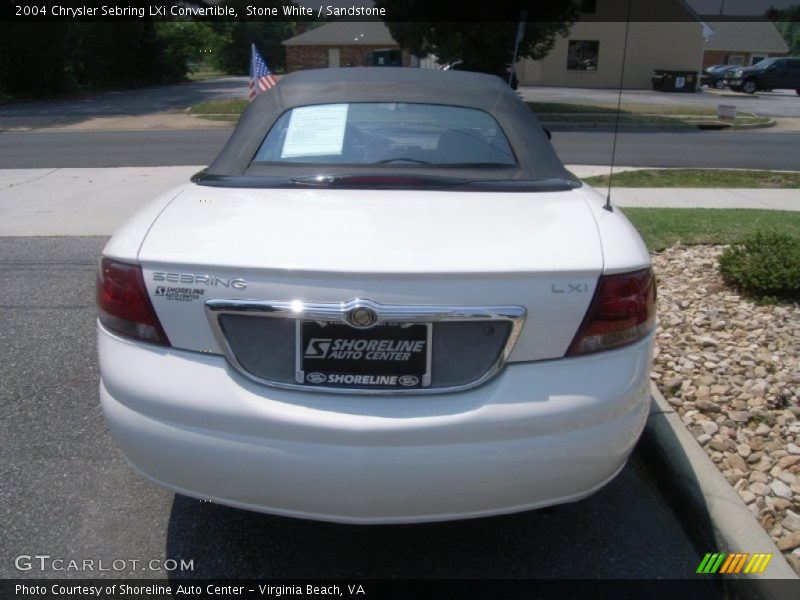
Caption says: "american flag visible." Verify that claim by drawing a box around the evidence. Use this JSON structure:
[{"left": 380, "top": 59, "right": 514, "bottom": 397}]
[{"left": 249, "top": 43, "right": 277, "bottom": 101}]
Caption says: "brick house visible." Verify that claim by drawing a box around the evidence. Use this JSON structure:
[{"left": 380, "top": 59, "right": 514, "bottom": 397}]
[
  {"left": 283, "top": 21, "right": 413, "bottom": 71},
  {"left": 701, "top": 19, "right": 789, "bottom": 68}
]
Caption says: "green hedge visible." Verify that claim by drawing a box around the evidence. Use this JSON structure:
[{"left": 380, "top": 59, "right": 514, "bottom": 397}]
[{"left": 718, "top": 232, "right": 800, "bottom": 303}]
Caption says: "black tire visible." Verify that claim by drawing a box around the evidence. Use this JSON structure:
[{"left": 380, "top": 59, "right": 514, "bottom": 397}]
[
  {"left": 796, "top": 89, "right": 800, "bottom": 96},
  {"left": 742, "top": 79, "right": 758, "bottom": 94},
  {"left": 714, "top": 79, "right": 726, "bottom": 90}
]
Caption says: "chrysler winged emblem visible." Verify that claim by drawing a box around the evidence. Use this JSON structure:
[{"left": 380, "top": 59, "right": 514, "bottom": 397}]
[{"left": 347, "top": 306, "right": 378, "bottom": 328}]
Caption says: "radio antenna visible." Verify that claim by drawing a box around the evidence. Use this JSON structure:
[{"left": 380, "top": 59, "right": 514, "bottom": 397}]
[{"left": 605, "top": 0, "right": 632, "bottom": 212}]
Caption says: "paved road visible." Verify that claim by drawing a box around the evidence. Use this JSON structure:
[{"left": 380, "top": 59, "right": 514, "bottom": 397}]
[
  {"left": 2, "top": 80, "right": 796, "bottom": 119},
  {"left": 553, "top": 129, "right": 800, "bottom": 170},
  {"left": 0, "top": 236, "right": 714, "bottom": 582},
  {"left": 1, "top": 128, "right": 798, "bottom": 170},
  {"left": 0, "top": 130, "right": 227, "bottom": 168},
  {"left": 0, "top": 77, "right": 248, "bottom": 117},
  {"left": 520, "top": 85, "right": 800, "bottom": 118}
]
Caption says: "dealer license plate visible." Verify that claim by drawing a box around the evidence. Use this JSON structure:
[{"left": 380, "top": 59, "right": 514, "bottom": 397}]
[{"left": 295, "top": 321, "right": 432, "bottom": 389}]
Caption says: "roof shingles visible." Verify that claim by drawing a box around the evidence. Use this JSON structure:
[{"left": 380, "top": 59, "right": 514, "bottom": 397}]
[
  {"left": 282, "top": 21, "right": 397, "bottom": 46},
  {"left": 703, "top": 20, "right": 789, "bottom": 53}
]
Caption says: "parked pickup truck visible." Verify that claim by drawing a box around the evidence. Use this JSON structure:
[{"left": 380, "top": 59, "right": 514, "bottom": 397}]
[{"left": 725, "top": 57, "right": 800, "bottom": 94}]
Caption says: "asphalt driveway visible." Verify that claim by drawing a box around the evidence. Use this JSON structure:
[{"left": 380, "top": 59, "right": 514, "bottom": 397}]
[{"left": 0, "top": 77, "right": 248, "bottom": 118}]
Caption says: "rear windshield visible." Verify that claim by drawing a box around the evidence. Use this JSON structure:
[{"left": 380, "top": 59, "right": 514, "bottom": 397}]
[{"left": 252, "top": 103, "right": 517, "bottom": 167}]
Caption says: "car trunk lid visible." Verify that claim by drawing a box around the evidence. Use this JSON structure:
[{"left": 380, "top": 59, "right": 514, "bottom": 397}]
[{"left": 137, "top": 184, "right": 604, "bottom": 366}]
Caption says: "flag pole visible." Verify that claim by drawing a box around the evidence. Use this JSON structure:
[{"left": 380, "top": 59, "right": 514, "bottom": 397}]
[{"left": 509, "top": 10, "right": 527, "bottom": 86}]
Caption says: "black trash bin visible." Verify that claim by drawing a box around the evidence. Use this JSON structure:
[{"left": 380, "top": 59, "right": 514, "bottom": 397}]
[{"left": 651, "top": 70, "right": 698, "bottom": 93}]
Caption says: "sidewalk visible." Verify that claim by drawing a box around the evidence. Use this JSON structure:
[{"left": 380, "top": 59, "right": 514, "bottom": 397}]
[
  {"left": 0, "top": 166, "right": 797, "bottom": 236},
  {"left": 607, "top": 187, "right": 799, "bottom": 211},
  {"left": 570, "top": 164, "right": 799, "bottom": 211},
  {"left": 0, "top": 112, "right": 233, "bottom": 132}
]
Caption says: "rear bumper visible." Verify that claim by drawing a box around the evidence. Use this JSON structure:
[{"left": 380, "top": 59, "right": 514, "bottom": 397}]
[{"left": 99, "top": 324, "right": 653, "bottom": 524}]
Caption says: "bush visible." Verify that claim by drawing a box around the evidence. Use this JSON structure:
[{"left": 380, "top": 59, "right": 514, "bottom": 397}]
[{"left": 718, "top": 232, "right": 800, "bottom": 302}]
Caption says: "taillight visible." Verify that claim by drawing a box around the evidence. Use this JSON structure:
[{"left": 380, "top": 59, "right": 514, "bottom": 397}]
[
  {"left": 567, "top": 269, "right": 656, "bottom": 356},
  {"left": 96, "top": 257, "right": 169, "bottom": 345}
]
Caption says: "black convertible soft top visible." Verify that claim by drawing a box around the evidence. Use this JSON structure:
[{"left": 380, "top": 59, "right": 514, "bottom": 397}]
[{"left": 199, "top": 68, "right": 577, "bottom": 188}]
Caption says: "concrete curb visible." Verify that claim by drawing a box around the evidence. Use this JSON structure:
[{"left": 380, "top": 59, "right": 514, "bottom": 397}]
[
  {"left": 541, "top": 121, "right": 692, "bottom": 132},
  {"left": 734, "top": 118, "right": 777, "bottom": 130},
  {"left": 641, "top": 383, "right": 797, "bottom": 595},
  {"left": 703, "top": 89, "right": 760, "bottom": 99},
  {"left": 542, "top": 118, "right": 775, "bottom": 132}
]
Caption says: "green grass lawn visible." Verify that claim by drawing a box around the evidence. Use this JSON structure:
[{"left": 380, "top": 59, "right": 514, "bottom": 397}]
[
  {"left": 528, "top": 102, "right": 718, "bottom": 116},
  {"left": 196, "top": 114, "right": 241, "bottom": 122},
  {"left": 186, "top": 69, "right": 228, "bottom": 81},
  {"left": 538, "top": 113, "right": 695, "bottom": 128},
  {"left": 190, "top": 99, "right": 248, "bottom": 115},
  {"left": 621, "top": 208, "right": 800, "bottom": 251},
  {"left": 529, "top": 102, "right": 767, "bottom": 129},
  {"left": 584, "top": 169, "right": 800, "bottom": 188}
]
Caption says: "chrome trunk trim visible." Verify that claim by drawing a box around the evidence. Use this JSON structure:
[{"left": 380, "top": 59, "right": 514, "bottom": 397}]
[{"left": 205, "top": 298, "right": 526, "bottom": 395}]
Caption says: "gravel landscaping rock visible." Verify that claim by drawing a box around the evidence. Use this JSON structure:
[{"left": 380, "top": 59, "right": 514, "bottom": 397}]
[
  {"left": 778, "top": 532, "right": 800, "bottom": 552},
  {"left": 651, "top": 244, "right": 800, "bottom": 573},
  {"left": 784, "top": 510, "right": 800, "bottom": 532}
]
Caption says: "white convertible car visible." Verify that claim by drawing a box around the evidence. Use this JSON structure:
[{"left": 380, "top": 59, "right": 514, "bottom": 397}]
[{"left": 97, "top": 68, "right": 655, "bottom": 523}]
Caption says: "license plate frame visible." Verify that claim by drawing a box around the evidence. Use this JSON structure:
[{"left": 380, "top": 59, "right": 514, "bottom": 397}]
[{"left": 295, "top": 320, "right": 432, "bottom": 389}]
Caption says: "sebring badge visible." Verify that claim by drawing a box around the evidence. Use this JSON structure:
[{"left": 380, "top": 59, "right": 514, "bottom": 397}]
[
  {"left": 347, "top": 307, "right": 378, "bottom": 328},
  {"left": 152, "top": 271, "right": 247, "bottom": 290}
]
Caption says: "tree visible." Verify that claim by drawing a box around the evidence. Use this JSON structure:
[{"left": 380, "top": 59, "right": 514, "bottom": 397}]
[
  {"left": 0, "top": 22, "right": 79, "bottom": 97},
  {"left": 210, "top": 21, "right": 296, "bottom": 74},
  {"left": 155, "top": 22, "right": 219, "bottom": 80},
  {"left": 374, "top": 0, "right": 579, "bottom": 74},
  {"left": 74, "top": 23, "right": 165, "bottom": 88},
  {"left": 210, "top": 1, "right": 296, "bottom": 74},
  {"left": 0, "top": 1, "right": 219, "bottom": 99},
  {"left": 766, "top": 6, "right": 800, "bottom": 56},
  {"left": 0, "top": 19, "right": 214, "bottom": 98}
]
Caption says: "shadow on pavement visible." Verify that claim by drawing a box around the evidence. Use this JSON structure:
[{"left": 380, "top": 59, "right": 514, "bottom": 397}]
[
  {"left": 0, "top": 77, "right": 248, "bottom": 130},
  {"left": 163, "top": 452, "right": 719, "bottom": 587}
]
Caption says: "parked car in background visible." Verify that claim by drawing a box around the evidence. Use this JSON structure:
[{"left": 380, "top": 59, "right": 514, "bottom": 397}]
[
  {"left": 97, "top": 68, "right": 655, "bottom": 524},
  {"left": 700, "top": 64, "right": 738, "bottom": 89},
  {"left": 725, "top": 57, "right": 800, "bottom": 94}
]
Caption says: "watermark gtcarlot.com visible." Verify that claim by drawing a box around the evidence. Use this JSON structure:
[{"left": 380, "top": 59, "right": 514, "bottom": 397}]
[{"left": 14, "top": 555, "right": 194, "bottom": 573}]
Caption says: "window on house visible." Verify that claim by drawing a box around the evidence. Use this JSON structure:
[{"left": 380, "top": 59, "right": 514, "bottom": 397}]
[
  {"left": 567, "top": 41, "right": 599, "bottom": 71},
  {"left": 580, "top": 0, "right": 597, "bottom": 13},
  {"left": 727, "top": 55, "right": 744, "bottom": 66}
]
